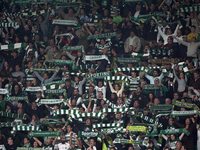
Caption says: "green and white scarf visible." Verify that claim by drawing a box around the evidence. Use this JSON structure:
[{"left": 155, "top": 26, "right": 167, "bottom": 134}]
[
  {"left": 78, "top": 131, "right": 100, "bottom": 137},
  {"left": 0, "top": 89, "right": 9, "bottom": 94},
  {"left": 160, "top": 128, "right": 190, "bottom": 136},
  {"left": 150, "top": 104, "right": 173, "bottom": 111},
  {"left": 131, "top": 52, "right": 150, "bottom": 57},
  {"left": 113, "top": 139, "right": 149, "bottom": 146},
  {"left": 171, "top": 110, "right": 199, "bottom": 116},
  {"left": 0, "top": 112, "right": 27, "bottom": 120},
  {"left": 86, "top": 72, "right": 110, "bottom": 79},
  {"left": 87, "top": 33, "right": 117, "bottom": 40},
  {"left": 25, "top": 87, "right": 43, "bottom": 92},
  {"left": 11, "top": 125, "right": 41, "bottom": 133},
  {"left": 115, "top": 57, "right": 140, "bottom": 63},
  {"left": 22, "top": 10, "right": 46, "bottom": 16},
  {"left": 113, "top": 66, "right": 163, "bottom": 74},
  {"left": 62, "top": 45, "right": 85, "bottom": 54},
  {"left": 0, "top": 22, "right": 19, "bottom": 28},
  {"left": 142, "top": 84, "right": 163, "bottom": 96},
  {"left": 83, "top": 55, "right": 110, "bottom": 64},
  {"left": 182, "top": 63, "right": 191, "bottom": 78},
  {"left": 54, "top": 109, "right": 80, "bottom": 116},
  {"left": 101, "top": 127, "right": 126, "bottom": 134},
  {"left": 3, "top": 96, "right": 28, "bottom": 102},
  {"left": 140, "top": 113, "right": 163, "bottom": 127},
  {"left": 178, "top": 4, "right": 200, "bottom": 13},
  {"left": 71, "top": 112, "right": 105, "bottom": 120},
  {"left": 43, "top": 80, "right": 65, "bottom": 87},
  {"left": 37, "top": 121, "right": 66, "bottom": 125},
  {"left": 172, "top": 100, "right": 199, "bottom": 110},
  {"left": 66, "top": 72, "right": 86, "bottom": 76},
  {"left": 104, "top": 76, "right": 129, "bottom": 87},
  {"left": 100, "top": 108, "right": 134, "bottom": 113},
  {"left": 52, "top": 19, "right": 78, "bottom": 26},
  {"left": 45, "top": 89, "right": 67, "bottom": 98},
  {"left": 33, "top": 66, "right": 55, "bottom": 71},
  {"left": 0, "top": 43, "right": 26, "bottom": 50},
  {"left": 92, "top": 123, "right": 121, "bottom": 128},
  {"left": 56, "top": 33, "right": 75, "bottom": 40},
  {"left": 0, "top": 122, "right": 21, "bottom": 127},
  {"left": 45, "top": 59, "right": 74, "bottom": 65},
  {"left": 38, "top": 99, "right": 64, "bottom": 105},
  {"left": 28, "top": 131, "right": 61, "bottom": 137}
]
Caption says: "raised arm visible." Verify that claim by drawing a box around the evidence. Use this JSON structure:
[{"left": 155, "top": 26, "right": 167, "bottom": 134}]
[
  {"left": 52, "top": 136, "right": 58, "bottom": 146},
  {"left": 158, "top": 26, "right": 166, "bottom": 39},
  {"left": 33, "top": 137, "right": 42, "bottom": 146},
  {"left": 179, "top": 132, "right": 185, "bottom": 140},
  {"left": 65, "top": 51, "right": 76, "bottom": 60},
  {"left": 108, "top": 81, "right": 115, "bottom": 93},
  {"left": 161, "top": 134, "right": 168, "bottom": 141},
  {"left": 33, "top": 70, "right": 44, "bottom": 82},
  {"left": 172, "top": 36, "right": 188, "bottom": 46},
  {"left": 119, "top": 80, "right": 125, "bottom": 94}
]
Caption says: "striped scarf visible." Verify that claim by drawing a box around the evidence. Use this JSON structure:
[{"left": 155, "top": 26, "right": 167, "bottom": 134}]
[
  {"left": 150, "top": 104, "right": 173, "bottom": 112},
  {"left": 43, "top": 79, "right": 65, "bottom": 90},
  {"left": 86, "top": 72, "right": 110, "bottom": 79},
  {"left": 140, "top": 113, "right": 163, "bottom": 127},
  {"left": 113, "top": 66, "right": 163, "bottom": 74},
  {"left": 11, "top": 125, "right": 41, "bottom": 134},
  {"left": 45, "top": 89, "right": 67, "bottom": 98},
  {"left": 0, "top": 89, "right": 9, "bottom": 94},
  {"left": 22, "top": 10, "right": 46, "bottom": 16},
  {"left": 104, "top": 76, "right": 129, "bottom": 87},
  {"left": 178, "top": 4, "right": 200, "bottom": 13},
  {"left": 52, "top": 19, "right": 78, "bottom": 26},
  {"left": 100, "top": 108, "right": 135, "bottom": 113},
  {"left": 101, "top": 127, "right": 126, "bottom": 134},
  {"left": 54, "top": 109, "right": 80, "bottom": 116},
  {"left": 89, "top": 12, "right": 99, "bottom": 23},
  {"left": 83, "top": 55, "right": 110, "bottom": 64},
  {"left": 92, "top": 123, "right": 121, "bottom": 128},
  {"left": 0, "top": 122, "right": 21, "bottom": 127},
  {"left": 0, "top": 112, "right": 27, "bottom": 120},
  {"left": 71, "top": 112, "right": 105, "bottom": 120},
  {"left": 0, "top": 22, "right": 19, "bottom": 28},
  {"left": 160, "top": 128, "right": 190, "bottom": 135},
  {"left": 0, "top": 43, "right": 26, "bottom": 50}
]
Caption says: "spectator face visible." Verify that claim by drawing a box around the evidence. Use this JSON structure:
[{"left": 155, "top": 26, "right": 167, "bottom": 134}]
[
  {"left": 61, "top": 135, "right": 66, "bottom": 143},
  {"left": 24, "top": 138, "right": 29, "bottom": 144},
  {"left": 136, "top": 87, "right": 141, "bottom": 94},
  {"left": 43, "top": 73, "right": 48, "bottom": 80},
  {"left": 33, "top": 141, "right": 38, "bottom": 147},
  {"left": 46, "top": 138, "right": 51, "bottom": 145},
  {"left": 154, "top": 78, "right": 159, "bottom": 85},
  {"left": 167, "top": 37, "right": 173, "bottom": 44},
  {"left": 74, "top": 89, "right": 78, "bottom": 95},
  {"left": 90, "top": 139, "right": 95, "bottom": 146},
  {"left": 153, "top": 70, "right": 158, "bottom": 77},
  {"left": 15, "top": 65, "right": 20, "bottom": 72},
  {"left": 31, "top": 102, "right": 37, "bottom": 110},
  {"left": 177, "top": 29, "right": 182, "bottom": 37},
  {"left": 104, "top": 9, "right": 109, "bottom": 16},
  {"left": 170, "top": 134, "right": 175, "bottom": 141},
  {"left": 71, "top": 99, "right": 76, "bottom": 106},
  {"left": 101, "top": 99, "right": 105, "bottom": 106},
  {"left": 185, "top": 118, "right": 190, "bottom": 125},
  {"left": 114, "top": 84, "right": 120, "bottom": 90},
  {"left": 176, "top": 142, "right": 182, "bottom": 149},
  {"left": 14, "top": 85, "right": 20, "bottom": 92},
  {"left": 68, "top": 9, "right": 73, "bottom": 16},
  {"left": 117, "top": 98, "right": 123, "bottom": 104},
  {"left": 165, "top": 99, "right": 171, "bottom": 104},
  {"left": 98, "top": 81, "right": 103, "bottom": 87},
  {"left": 130, "top": 31, "right": 135, "bottom": 37},
  {"left": 154, "top": 98, "right": 160, "bottom": 104},
  {"left": 116, "top": 113, "right": 121, "bottom": 119},
  {"left": 168, "top": 118, "right": 174, "bottom": 125},
  {"left": 131, "top": 72, "right": 136, "bottom": 77},
  {"left": 39, "top": 47, "right": 45, "bottom": 54},
  {"left": 98, "top": 92, "right": 103, "bottom": 99},
  {"left": 17, "top": 102, "right": 22, "bottom": 108},
  {"left": 79, "top": 107, "right": 84, "bottom": 113},
  {"left": 134, "top": 101, "right": 139, "bottom": 108},
  {"left": 7, "top": 137, "right": 13, "bottom": 145},
  {"left": 194, "top": 72, "right": 199, "bottom": 79},
  {"left": 86, "top": 119, "right": 91, "bottom": 125},
  {"left": 67, "top": 125, "right": 72, "bottom": 133},
  {"left": 89, "top": 86, "right": 94, "bottom": 93},
  {"left": 34, "top": 25, "right": 38, "bottom": 32},
  {"left": 173, "top": 93, "right": 179, "bottom": 99},
  {"left": 115, "top": 10, "right": 119, "bottom": 16},
  {"left": 182, "top": 92, "right": 188, "bottom": 98},
  {"left": 65, "top": 81, "right": 71, "bottom": 87}
]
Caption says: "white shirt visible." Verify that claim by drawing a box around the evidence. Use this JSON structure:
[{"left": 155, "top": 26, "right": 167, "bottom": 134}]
[
  {"left": 94, "top": 86, "right": 106, "bottom": 99},
  {"left": 57, "top": 142, "right": 71, "bottom": 150}
]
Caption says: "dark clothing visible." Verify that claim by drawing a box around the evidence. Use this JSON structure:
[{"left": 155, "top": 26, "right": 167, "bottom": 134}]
[
  {"left": 64, "top": 86, "right": 75, "bottom": 99},
  {"left": 190, "top": 78, "right": 200, "bottom": 89},
  {"left": 144, "top": 25, "right": 158, "bottom": 41}
]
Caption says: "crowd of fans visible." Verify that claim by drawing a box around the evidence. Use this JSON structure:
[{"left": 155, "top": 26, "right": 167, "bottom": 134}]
[{"left": 1, "top": 0, "right": 200, "bottom": 150}]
